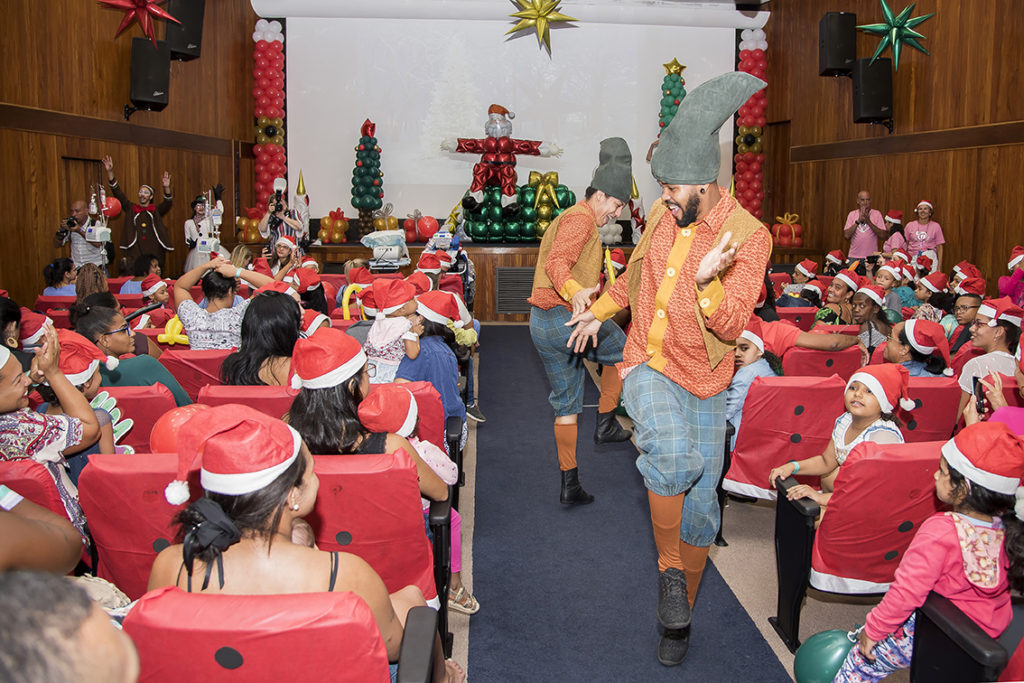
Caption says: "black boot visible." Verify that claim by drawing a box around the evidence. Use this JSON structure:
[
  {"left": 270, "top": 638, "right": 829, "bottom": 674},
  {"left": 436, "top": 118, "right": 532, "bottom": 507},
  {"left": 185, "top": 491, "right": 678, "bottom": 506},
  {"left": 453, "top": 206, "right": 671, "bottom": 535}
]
[
  {"left": 501, "top": 201, "right": 520, "bottom": 218},
  {"left": 461, "top": 195, "right": 479, "bottom": 211},
  {"left": 594, "top": 411, "right": 632, "bottom": 444},
  {"left": 658, "top": 627, "right": 691, "bottom": 666},
  {"left": 560, "top": 468, "right": 594, "bottom": 506}
]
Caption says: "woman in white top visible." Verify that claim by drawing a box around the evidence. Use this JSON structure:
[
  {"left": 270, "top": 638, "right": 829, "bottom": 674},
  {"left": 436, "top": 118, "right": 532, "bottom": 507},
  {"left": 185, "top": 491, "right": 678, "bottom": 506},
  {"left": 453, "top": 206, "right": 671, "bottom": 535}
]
[
  {"left": 174, "top": 257, "right": 275, "bottom": 350},
  {"left": 957, "top": 297, "right": 1023, "bottom": 419},
  {"left": 183, "top": 192, "right": 230, "bottom": 272}
]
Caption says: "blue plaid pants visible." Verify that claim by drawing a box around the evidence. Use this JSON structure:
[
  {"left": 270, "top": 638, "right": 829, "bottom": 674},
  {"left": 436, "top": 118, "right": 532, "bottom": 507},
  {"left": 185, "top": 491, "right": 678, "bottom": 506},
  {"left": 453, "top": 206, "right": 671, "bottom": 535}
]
[{"left": 623, "top": 363, "right": 727, "bottom": 546}]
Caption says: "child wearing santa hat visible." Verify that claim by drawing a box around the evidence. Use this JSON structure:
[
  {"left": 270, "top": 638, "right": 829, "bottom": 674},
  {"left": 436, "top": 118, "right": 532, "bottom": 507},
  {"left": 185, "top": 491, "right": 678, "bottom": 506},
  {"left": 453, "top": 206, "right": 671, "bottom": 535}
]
[
  {"left": 835, "top": 421, "right": 1024, "bottom": 681},
  {"left": 769, "top": 364, "right": 908, "bottom": 508},
  {"left": 892, "top": 261, "right": 920, "bottom": 310},
  {"left": 912, "top": 271, "right": 957, "bottom": 335},
  {"left": 852, "top": 284, "right": 893, "bottom": 354},
  {"left": 872, "top": 260, "right": 904, "bottom": 312},
  {"left": 778, "top": 259, "right": 819, "bottom": 301},
  {"left": 824, "top": 250, "right": 845, "bottom": 276},
  {"left": 363, "top": 279, "right": 422, "bottom": 385},
  {"left": 140, "top": 274, "right": 176, "bottom": 329},
  {"left": 725, "top": 317, "right": 781, "bottom": 449},
  {"left": 883, "top": 319, "right": 952, "bottom": 377},
  {"left": 880, "top": 209, "right": 906, "bottom": 259},
  {"left": 957, "top": 297, "right": 1023, "bottom": 420}
]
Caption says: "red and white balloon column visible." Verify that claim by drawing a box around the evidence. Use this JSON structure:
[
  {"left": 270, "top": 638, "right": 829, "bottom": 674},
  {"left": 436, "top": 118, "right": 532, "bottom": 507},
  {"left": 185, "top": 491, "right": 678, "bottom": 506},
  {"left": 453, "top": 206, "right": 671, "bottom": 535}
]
[
  {"left": 251, "top": 19, "right": 286, "bottom": 210},
  {"left": 734, "top": 28, "right": 767, "bottom": 221}
]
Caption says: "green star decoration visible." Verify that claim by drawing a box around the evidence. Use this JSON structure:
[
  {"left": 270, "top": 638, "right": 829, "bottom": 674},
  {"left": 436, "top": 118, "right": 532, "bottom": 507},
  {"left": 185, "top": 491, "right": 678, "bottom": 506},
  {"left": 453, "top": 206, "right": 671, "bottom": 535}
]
[
  {"left": 857, "top": 0, "right": 934, "bottom": 70},
  {"left": 506, "top": 0, "right": 578, "bottom": 52}
]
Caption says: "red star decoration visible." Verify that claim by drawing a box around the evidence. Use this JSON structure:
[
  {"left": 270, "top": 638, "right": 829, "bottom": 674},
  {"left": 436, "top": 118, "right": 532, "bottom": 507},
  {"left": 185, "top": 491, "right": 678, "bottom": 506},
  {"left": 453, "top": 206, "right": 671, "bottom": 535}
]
[{"left": 98, "top": 0, "right": 180, "bottom": 48}]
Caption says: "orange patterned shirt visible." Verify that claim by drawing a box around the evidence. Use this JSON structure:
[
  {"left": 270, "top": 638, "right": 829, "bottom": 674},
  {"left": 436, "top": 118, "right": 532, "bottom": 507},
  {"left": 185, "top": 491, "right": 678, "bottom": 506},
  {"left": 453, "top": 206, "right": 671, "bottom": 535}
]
[
  {"left": 528, "top": 202, "right": 601, "bottom": 311},
  {"left": 590, "top": 193, "right": 772, "bottom": 399}
]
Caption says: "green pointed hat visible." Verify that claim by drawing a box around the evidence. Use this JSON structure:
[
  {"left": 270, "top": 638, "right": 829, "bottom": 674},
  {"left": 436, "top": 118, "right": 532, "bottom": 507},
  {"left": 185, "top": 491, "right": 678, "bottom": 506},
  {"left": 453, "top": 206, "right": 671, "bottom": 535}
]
[
  {"left": 651, "top": 71, "right": 766, "bottom": 186},
  {"left": 590, "top": 137, "right": 633, "bottom": 203}
]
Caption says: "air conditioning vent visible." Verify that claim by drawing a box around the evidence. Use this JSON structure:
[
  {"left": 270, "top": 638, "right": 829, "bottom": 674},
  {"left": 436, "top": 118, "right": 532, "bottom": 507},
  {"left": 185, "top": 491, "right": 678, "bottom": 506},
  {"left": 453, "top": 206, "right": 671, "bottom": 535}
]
[{"left": 495, "top": 267, "right": 534, "bottom": 314}]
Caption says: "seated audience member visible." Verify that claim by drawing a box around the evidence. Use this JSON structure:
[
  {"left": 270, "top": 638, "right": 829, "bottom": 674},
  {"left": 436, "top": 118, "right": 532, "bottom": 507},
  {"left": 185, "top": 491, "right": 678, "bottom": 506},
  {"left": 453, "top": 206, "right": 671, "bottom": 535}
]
[
  {"left": 358, "top": 386, "right": 479, "bottom": 616},
  {"left": 416, "top": 252, "right": 443, "bottom": 292},
  {"left": 776, "top": 259, "right": 817, "bottom": 303},
  {"left": 78, "top": 292, "right": 157, "bottom": 356},
  {"left": 949, "top": 278, "right": 985, "bottom": 353},
  {"left": 878, "top": 210, "right": 906, "bottom": 259},
  {"left": 999, "top": 245, "right": 1024, "bottom": 308},
  {"left": 956, "top": 297, "right": 1022, "bottom": 418},
  {"left": 300, "top": 308, "right": 330, "bottom": 337},
  {"left": 852, "top": 285, "right": 892, "bottom": 355},
  {"left": 220, "top": 291, "right": 301, "bottom": 386},
  {"left": 754, "top": 278, "right": 779, "bottom": 322},
  {"left": 726, "top": 318, "right": 781, "bottom": 449},
  {"left": 119, "top": 254, "right": 161, "bottom": 295},
  {"left": 364, "top": 280, "right": 421, "bottom": 385},
  {"left": 1, "top": 299, "right": 33, "bottom": 371},
  {"left": 761, "top": 319, "right": 862, "bottom": 358},
  {"left": 823, "top": 250, "right": 845, "bottom": 276},
  {"left": 769, "top": 364, "right": 908, "bottom": 507},
  {"left": 913, "top": 272, "right": 956, "bottom": 333},
  {"left": 73, "top": 263, "right": 107, "bottom": 305},
  {"left": 883, "top": 320, "right": 952, "bottom": 377},
  {"left": 266, "top": 234, "right": 299, "bottom": 276},
  {"left": 815, "top": 269, "right": 860, "bottom": 325},
  {"left": 890, "top": 260, "right": 919, "bottom": 309},
  {"left": 73, "top": 304, "right": 190, "bottom": 406},
  {"left": 284, "top": 268, "right": 328, "bottom": 315},
  {"left": 0, "top": 493, "right": 82, "bottom": 573},
  {"left": 963, "top": 369, "right": 1024, "bottom": 431},
  {"left": 873, "top": 260, "right": 904, "bottom": 312},
  {"left": 950, "top": 260, "right": 980, "bottom": 291},
  {"left": 833, "top": 422, "right": 1023, "bottom": 682},
  {"left": 0, "top": 571, "right": 140, "bottom": 682},
  {"left": 906, "top": 200, "right": 945, "bottom": 271},
  {"left": 286, "top": 328, "right": 448, "bottom": 503},
  {"left": 0, "top": 327, "right": 96, "bottom": 538},
  {"left": 139, "top": 274, "right": 175, "bottom": 329},
  {"left": 796, "top": 280, "right": 826, "bottom": 308},
  {"left": 397, "top": 292, "right": 468, "bottom": 426},
  {"left": 174, "top": 256, "right": 274, "bottom": 350},
  {"left": 149, "top": 405, "right": 464, "bottom": 682},
  {"left": 42, "top": 258, "right": 77, "bottom": 297}
]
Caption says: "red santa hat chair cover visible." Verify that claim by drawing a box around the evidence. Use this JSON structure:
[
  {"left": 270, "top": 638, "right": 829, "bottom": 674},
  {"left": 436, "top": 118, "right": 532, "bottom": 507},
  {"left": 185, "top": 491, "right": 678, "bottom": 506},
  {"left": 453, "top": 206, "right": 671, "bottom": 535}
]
[
  {"left": 774, "top": 307, "right": 818, "bottom": 332},
  {"left": 100, "top": 384, "right": 177, "bottom": 453},
  {"left": 158, "top": 349, "right": 231, "bottom": 402},
  {"left": 768, "top": 272, "right": 791, "bottom": 298},
  {"left": 782, "top": 346, "right": 862, "bottom": 381}
]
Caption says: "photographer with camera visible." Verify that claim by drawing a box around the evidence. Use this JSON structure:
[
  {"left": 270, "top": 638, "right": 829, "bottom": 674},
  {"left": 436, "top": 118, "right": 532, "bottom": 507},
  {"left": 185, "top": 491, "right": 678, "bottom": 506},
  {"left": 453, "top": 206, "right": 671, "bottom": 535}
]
[
  {"left": 257, "top": 180, "right": 307, "bottom": 252},
  {"left": 102, "top": 155, "right": 173, "bottom": 271},
  {"left": 56, "top": 200, "right": 108, "bottom": 270}
]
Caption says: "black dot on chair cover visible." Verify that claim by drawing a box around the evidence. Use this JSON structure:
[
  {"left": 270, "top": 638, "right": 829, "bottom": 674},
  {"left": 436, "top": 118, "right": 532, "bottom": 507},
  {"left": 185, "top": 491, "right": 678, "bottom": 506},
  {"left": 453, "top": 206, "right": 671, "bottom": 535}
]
[
  {"left": 794, "top": 405, "right": 805, "bottom": 415},
  {"left": 897, "top": 521, "right": 914, "bottom": 533},
  {"left": 906, "top": 420, "right": 918, "bottom": 431},
  {"left": 790, "top": 433, "right": 802, "bottom": 443},
  {"left": 215, "top": 646, "right": 243, "bottom": 670},
  {"left": 335, "top": 531, "right": 353, "bottom": 546},
  {"left": 884, "top": 550, "right": 898, "bottom": 561},
  {"left": 152, "top": 538, "right": 170, "bottom": 552},
  {"left": 825, "top": 359, "right": 834, "bottom": 367},
  {"left": 914, "top": 398, "right": 923, "bottom": 409}
]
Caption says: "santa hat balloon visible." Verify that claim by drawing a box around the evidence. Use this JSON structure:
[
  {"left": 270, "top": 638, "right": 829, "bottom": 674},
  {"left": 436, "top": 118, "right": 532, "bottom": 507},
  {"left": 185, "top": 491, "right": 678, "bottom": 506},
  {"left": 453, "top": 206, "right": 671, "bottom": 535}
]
[
  {"left": 847, "top": 364, "right": 916, "bottom": 413},
  {"left": 904, "top": 319, "right": 953, "bottom": 376},
  {"left": 358, "top": 385, "right": 418, "bottom": 438},
  {"left": 290, "top": 327, "right": 366, "bottom": 391},
  {"left": 164, "top": 404, "right": 303, "bottom": 506},
  {"left": 940, "top": 422, "right": 1024, "bottom": 505}
]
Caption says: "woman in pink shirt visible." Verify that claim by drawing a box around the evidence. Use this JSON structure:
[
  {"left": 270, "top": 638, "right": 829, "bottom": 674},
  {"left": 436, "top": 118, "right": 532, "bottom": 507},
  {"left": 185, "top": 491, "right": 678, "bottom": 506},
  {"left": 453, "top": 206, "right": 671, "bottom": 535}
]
[
  {"left": 833, "top": 421, "right": 1024, "bottom": 682},
  {"left": 904, "top": 200, "right": 945, "bottom": 272}
]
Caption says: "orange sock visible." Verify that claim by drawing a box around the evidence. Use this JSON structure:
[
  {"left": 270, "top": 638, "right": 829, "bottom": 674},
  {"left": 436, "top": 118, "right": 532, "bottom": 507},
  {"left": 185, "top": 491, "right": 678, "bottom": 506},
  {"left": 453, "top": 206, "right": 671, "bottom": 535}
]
[
  {"left": 648, "top": 490, "right": 685, "bottom": 572},
  {"left": 598, "top": 365, "right": 622, "bottom": 413},
  {"left": 679, "top": 543, "right": 711, "bottom": 608},
  {"left": 554, "top": 422, "right": 578, "bottom": 471}
]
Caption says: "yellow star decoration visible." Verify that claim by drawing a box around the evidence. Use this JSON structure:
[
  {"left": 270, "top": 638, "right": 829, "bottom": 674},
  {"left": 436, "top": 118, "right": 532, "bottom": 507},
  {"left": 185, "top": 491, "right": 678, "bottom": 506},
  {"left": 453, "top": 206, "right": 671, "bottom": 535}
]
[
  {"left": 506, "top": 0, "right": 578, "bottom": 52},
  {"left": 663, "top": 58, "right": 685, "bottom": 76}
]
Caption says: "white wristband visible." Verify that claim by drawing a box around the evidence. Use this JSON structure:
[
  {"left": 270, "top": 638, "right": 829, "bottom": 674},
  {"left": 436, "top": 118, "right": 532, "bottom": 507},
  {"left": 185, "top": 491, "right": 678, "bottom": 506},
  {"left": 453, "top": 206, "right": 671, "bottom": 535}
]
[
  {"left": 0, "top": 485, "right": 24, "bottom": 511},
  {"left": 402, "top": 332, "right": 420, "bottom": 342}
]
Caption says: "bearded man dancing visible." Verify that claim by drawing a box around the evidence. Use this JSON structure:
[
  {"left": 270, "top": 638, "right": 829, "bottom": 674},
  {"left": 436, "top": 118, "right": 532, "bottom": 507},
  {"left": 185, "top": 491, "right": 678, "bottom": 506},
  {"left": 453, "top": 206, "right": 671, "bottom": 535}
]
[{"left": 569, "top": 72, "right": 771, "bottom": 665}]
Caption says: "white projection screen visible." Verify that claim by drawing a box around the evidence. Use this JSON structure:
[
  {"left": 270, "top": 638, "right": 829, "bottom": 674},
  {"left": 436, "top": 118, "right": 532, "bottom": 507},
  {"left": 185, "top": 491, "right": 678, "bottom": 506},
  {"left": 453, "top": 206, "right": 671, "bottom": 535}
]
[{"left": 283, "top": 12, "right": 759, "bottom": 220}]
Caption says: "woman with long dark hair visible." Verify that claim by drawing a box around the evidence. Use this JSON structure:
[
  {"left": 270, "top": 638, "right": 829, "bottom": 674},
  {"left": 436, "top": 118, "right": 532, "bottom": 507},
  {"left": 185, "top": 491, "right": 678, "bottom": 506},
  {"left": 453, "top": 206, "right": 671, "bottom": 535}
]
[
  {"left": 220, "top": 291, "right": 302, "bottom": 386},
  {"left": 42, "top": 258, "right": 77, "bottom": 297}
]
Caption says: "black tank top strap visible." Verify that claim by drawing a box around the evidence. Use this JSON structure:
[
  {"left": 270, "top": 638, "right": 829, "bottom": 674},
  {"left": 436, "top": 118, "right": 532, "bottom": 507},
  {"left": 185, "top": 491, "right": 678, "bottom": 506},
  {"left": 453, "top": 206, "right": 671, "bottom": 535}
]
[{"left": 328, "top": 551, "right": 339, "bottom": 591}]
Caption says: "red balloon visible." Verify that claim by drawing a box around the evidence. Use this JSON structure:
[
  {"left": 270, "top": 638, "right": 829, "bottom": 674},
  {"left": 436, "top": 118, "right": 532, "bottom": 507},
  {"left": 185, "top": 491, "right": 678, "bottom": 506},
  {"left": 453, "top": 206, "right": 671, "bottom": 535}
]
[
  {"left": 752, "top": 49, "right": 765, "bottom": 59},
  {"left": 256, "top": 40, "right": 269, "bottom": 50},
  {"left": 252, "top": 144, "right": 263, "bottom": 156},
  {"left": 416, "top": 216, "right": 440, "bottom": 242},
  {"left": 150, "top": 404, "right": 211, "bottom": 453},
  {"left": 101, "top": 196, "right": 122, "bottom": 218}
]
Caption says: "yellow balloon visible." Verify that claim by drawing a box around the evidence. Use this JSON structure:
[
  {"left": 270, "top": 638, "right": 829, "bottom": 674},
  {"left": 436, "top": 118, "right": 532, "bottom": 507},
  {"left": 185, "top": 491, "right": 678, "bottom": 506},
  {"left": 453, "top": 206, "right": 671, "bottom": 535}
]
[
  {"left": 536, "top": 219, "right": 551, "bottom": 237},
  {"left": 372, "top": 217, "right": 386, "bottom": 231},
  {"left": 321, "top": 216, "right": 334, "bottom": 230},
  {"left": 386, "top": 216, "right": 399, "bottom": 230},
  {"left": 157, "top": 316, "right": 189, "bottom": 346},
  {"left": 258, "top": 116, "right": 270, "bottom": 127},
  {"left": 257, "top": 134, "right": 269, "bottom": 145},
  {"left": 272, "top": 135, "right": 284, "bottom": 146},
  {"left": 537, "top": 204, "right": 553, "bottom": 221},
  {"left": 272, "top": 118, "right": 283, "bottom": 128},
  {"left": 737, "top": 143, "right": 749, "bottom": 154}
]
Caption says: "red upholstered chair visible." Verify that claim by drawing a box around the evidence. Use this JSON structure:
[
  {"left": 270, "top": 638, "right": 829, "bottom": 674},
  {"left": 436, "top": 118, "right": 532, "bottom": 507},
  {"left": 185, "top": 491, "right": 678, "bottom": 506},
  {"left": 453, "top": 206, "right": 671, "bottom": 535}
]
[
  {"left": 769, "top": 272, "right": 791, "bottom": 298},
  {"left": 78, "top": 453, "right": 196, "bottom": 599},
  {"left": 135, "top": 327, "right": 185, "bottom": 352},
  {"left": 329, "top": 315, "right": 361, "bottom": 330},
  {"left": 107, "top": 276, "right": 131, "bottom": 292},
  {"left": 770, "top": 441, "right": 947, "bottom": 651},
  {"left": 123, "top": 586, "right": 436, "bottom": 682},
  {"left": 100, "top": 384, "right": 178, "bottom": 452},
  {"left": 811, "top": 324, "right": 859, "bottom": 335},
  {"left": 320, "top": 273, "right": 347, "bottom": 291},
  {"left": 870, "top": 342, "right": 887, "bottom": 364},
  {"left": 782, "top": 346, "right": 862, "bottom": 380},
  {"left": 114, "top": 293, "right": 144, "bottom": 309},
  {"left": 776, "top": 306, "right": 818, "bottom": 332},
  {"left": 197, "top": 384, "right": 295, "bottom": 419},
  {"left": 32, "top": 295, "right": 77, "bottom": 315},
  {"left": 0, "top": 459, "right": 67, "bottom": 520},
  {"left": 159, "top": 349, "right": 231, "bottom": 401},
  {"left": 724, "top": 375, "right": 846, "bottom": 500},
  {"left": 439, "top": 274, "right": 464, "bottom": 298},
  {"left": 896, "top": 378, "right": 961, "bottom": 443},
  {"left": 48, "top": 309, "right": 72, "bottom": 329}
]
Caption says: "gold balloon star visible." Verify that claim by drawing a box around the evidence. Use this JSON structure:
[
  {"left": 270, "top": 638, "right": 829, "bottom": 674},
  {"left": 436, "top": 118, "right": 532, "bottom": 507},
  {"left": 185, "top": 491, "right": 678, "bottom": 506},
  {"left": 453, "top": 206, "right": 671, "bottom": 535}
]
[
  {"left": 506, "top": 0, "right": 578, "bottom": 52},
  {"left": 663, "top": 58, "right": 686, "bottom": 76}
]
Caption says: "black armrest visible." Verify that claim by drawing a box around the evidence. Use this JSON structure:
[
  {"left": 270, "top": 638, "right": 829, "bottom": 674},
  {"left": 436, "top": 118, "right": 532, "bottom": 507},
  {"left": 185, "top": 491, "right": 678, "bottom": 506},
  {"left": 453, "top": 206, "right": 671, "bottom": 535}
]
[
  {"left": 776, "top": 476, "right": 820, "bottom": 518},
  {"left": 428, "top": 486, "right": 453, "bottom": 659},
  {"left": 428, "top": 490, "right": 452, "bottom": 530},
  {"left": 445, "top": 416, "right": 464, "bottom": 489},
  {"left": 917, "top": 592, "right": 1008, "bottom": 668},
  {"left": 396, "top": 605, "right": 437, "bottom": 683}
]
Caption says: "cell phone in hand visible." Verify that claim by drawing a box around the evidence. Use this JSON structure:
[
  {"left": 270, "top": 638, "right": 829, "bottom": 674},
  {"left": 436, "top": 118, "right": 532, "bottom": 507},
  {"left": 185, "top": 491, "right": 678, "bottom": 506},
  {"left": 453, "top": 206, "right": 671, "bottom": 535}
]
[{"left": 972, "top": 376, "right": 987, "bottom": 415}]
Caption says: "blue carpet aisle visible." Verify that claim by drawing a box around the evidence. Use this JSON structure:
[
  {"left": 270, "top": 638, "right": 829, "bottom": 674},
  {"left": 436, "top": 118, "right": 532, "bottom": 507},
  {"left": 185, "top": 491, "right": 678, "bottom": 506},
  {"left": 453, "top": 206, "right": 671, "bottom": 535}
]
[{"left": 469, "top": 324, "right": 790, "bottom": 681}]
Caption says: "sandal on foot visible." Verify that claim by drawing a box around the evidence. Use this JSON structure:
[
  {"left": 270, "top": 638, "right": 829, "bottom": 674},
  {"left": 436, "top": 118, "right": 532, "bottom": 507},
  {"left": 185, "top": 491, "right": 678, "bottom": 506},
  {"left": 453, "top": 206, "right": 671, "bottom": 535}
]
[{"left": 448, "top": 586, "right": 481, "bottom": 615}]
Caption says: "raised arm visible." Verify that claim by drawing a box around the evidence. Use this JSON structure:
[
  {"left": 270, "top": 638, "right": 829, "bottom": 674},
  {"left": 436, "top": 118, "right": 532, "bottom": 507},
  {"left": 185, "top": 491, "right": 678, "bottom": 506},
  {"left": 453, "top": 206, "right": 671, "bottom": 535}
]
[
  {"left": 0, "top": 492, "right": 82, "bottom": 573},
  {"left": 698, "top": 228, "right": 773, "bottom": 341},
  {"left": 34, "top": 325, "right": 99, "bottom": 450},
  {"left": 174, "top": 257, "right": 219, "bottom": 308}
]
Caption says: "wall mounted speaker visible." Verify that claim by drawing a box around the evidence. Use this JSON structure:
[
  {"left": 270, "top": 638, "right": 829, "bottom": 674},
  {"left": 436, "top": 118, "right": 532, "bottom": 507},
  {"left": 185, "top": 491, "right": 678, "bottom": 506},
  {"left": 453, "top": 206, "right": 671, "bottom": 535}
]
[
  {"left": 852, "top": 57, "right": 893, "bottom": 122},
  {"left": 165, "top": 0, "right": 205, "bottom": 61},
  {"left": 819, "top": 12, "right": 857, "bottom": 76},
  {"left": 129, "top": 38, "right": 171, "bottom": 112}
]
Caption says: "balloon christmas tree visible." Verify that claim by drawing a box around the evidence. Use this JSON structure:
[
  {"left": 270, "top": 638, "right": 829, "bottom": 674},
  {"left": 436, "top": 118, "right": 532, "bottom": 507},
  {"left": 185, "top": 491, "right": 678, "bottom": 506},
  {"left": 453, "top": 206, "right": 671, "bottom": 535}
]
[
  {"left": 350, "top": 119, "right": 384, "bottom": 236},
  {"left": 658, "top": 58, "right": 687, "bottom": 135}
]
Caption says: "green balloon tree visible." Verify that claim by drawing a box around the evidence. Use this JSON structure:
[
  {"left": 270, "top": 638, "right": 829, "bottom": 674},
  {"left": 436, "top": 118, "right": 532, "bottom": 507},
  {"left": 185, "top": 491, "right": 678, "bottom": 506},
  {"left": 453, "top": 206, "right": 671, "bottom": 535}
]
[
  {"left": 461, "top": 174, "right": 576, "bottom": 243},
  {"left": 351, "top": 118, "right": 384, "bottom": 236},
  {"left": 658, "top": 58, "right": 687, "bottom": 135}
]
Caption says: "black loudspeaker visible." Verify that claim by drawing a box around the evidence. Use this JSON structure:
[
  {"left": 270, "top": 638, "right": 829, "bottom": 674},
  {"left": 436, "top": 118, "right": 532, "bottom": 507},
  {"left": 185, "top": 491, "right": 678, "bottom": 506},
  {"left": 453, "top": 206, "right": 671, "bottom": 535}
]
[
  {"left": 165, "top": 0, "right": 205, "bottom": 61},
  {"left": 819, "top": 12, "right": 857, "bottom": 76},
  {"left": 129, "top": 38, "right": 171, "bottom": 112},
  {"left": 852, "top": 57, "right": 893, "bottom": 122}
]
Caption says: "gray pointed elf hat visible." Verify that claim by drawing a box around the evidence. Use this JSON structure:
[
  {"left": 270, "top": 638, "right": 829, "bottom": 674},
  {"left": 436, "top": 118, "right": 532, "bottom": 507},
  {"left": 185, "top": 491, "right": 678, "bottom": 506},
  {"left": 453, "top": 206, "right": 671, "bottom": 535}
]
[
  {"left": 590, "top": 137, "right": 633, "bottom": 203},
  {"left": 651, "top": 71, "right": 766, "bottom": 186}
]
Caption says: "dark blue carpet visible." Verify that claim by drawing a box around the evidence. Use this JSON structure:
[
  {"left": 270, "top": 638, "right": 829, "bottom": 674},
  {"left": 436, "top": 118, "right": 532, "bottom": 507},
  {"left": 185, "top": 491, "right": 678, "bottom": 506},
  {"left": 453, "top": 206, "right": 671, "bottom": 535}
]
[{"left": 468, "top": 324, "right": 790, "bottom": 681}]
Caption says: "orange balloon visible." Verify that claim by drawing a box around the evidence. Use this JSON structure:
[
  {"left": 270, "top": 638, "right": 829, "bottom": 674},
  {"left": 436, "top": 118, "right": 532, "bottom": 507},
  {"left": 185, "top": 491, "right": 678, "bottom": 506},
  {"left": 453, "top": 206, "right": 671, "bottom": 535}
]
[{"left": 149, "top": 404, "right": 211, "bottom": 452}]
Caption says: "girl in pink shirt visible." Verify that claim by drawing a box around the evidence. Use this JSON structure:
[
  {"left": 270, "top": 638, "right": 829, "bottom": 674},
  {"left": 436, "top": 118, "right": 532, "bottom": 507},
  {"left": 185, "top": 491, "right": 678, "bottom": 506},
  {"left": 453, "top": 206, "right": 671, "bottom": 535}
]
[{"left": 834, "top": 421, "right": 1024, "bottom": 682}]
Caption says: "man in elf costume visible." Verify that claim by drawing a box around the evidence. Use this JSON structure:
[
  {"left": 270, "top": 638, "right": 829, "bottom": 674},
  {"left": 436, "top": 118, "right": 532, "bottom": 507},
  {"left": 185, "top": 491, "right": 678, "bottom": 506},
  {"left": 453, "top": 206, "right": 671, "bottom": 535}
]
[
  {"left": 102, "top": 155, "right": 174, "bottom": 270},
  {"left": 569, "top": 72, "right": 771, "bottom": 665}
]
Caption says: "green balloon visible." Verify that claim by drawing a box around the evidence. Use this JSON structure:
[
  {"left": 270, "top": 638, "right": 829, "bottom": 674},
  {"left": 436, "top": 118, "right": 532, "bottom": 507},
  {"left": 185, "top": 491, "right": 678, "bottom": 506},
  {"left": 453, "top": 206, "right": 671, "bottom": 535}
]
[
  {"left": 521, "top": 222, "right": 537, "bottom": 241},
  {"left": 554, "top": 185, "right": 570, "bottom": 208},
  {"left": 482, "top": 205, "right": 501, "bottom": 222},
  {"left": 504, "top": 221, "right": 521, "bottom": 240},
  {"left": 565, "top": 190, "right": 576, "bottom": 205},
  {"left": 483, "top": 186, "right": 500, "bottom": 205},
  {"left": 520, "top": 187, "right": 537, "bottom": 206},
  {"left": 793, "top": 630, "right": 855, "bottom": 683},
  {"left": 520, "top": 206, "right": 537, "bottom": 222}
]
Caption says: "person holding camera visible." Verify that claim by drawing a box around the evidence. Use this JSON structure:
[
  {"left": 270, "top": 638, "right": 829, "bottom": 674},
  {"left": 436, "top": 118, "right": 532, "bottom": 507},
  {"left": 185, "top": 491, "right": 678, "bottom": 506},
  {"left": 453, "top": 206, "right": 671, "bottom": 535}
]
[
  {"left": 257, "top": 192, "right": 306, "bottom": 251},
  {"left": 56, "top": 200, "right": 108, "bottom": 270},
  {"left": 102, "top": 155, "right": 173, "bottom": 270},
  {"left": 184, "top": 186, "right": 230, "bottom": 272}
]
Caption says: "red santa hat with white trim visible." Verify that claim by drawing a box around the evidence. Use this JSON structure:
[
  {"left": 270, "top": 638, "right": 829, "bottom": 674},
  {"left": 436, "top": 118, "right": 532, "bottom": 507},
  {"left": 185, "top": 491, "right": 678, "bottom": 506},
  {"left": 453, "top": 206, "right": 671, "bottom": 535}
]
[
  {"left": 275, "top": 234, "right": 298, "bottom": 250},
  {"left": 358, "top": 384, "right": 418, "bottom": 438},
  {"left": 436, "top": 251, "right": 453, "bottom": 269},
  {"left": 53, "top": 329, "right": 118, "bottom": 384},
  {"left": 164, "top": 403, "right": 303, "bottom": 505},
  {"left": 283, "top": 267, "right": 321, "bottom": 293},
  {"left": 885, "top": 209, "right": 902, "bottom": 224},
  {"left": 254, "top": 281, "right": 298, "bottom": 298},
  {"left": 847, "top": 363, "right": 915, "bottom": 413},
  {"left": 877, "top": 260, "right": 902, "bottom": 280},
  {"left": 904, "top": 319, "right": 953, "bottom": 376},
  {"left": 834, "top": 269, "right": 861, "bottom": 293},
  {"left": 959, "top": 263, "right": 983, "bottom": 281},
  {"left": 899, "top": 261, "right": 916, "bottom": 282},
  {"left": 892, "top": 248, "right": 910, "bottom": 263},
  {"left": 952, "top": 260, "right": 970, "bottom": 277},
  {"left": 920, "top": 271, "right": 948, "bottom": 294},
  {"left": 977, "top": 297, "right": 1024, "bottom": 328},
  {"left": 300, "top": 308, "right": 330, "bottom": 336},
  {"left": 1009, "top": 246, "right": 1024, "bottom": 271},
  {"left": 18, "top": 308, "right": 53, "bottom": 349},
  {"left": 442, "top": 291, "right": 472, "bottom": 329},
  {"left": 609, "top": 248, "right": 627, "bottom": 270},
  {"left": 141, "top": 274, "right": 169, "bottom": 299},
  {"left": 915, "top": 254, "right": 933, "bottom": 273},
  {"left": 290, "top": 327, "right": 366, "bottom": 391},
  {"left": 856, "top": 284, "right": 885, "bottom": 307},
  {"left": 940, "top": 422, "right": 1024, "bottom": 501},
  {"left": 406, "top": 272, "right": 433, "bottom": 295},
  {"left": 300, "top": 257, "right": 320, "bottom": 272},
  {"left": 417, "top": 252, "right": 442, "bottom": 275},
  {"left": 417, "top": 290, "right": 461, "bottom": 327},
  {"left": 347, "top": 266, "right": 374, "bottom": 286},
  {"left": 825, "top": 250, "right": 845, "bottom": 266},
  {"left": 372, "top": 279, "right": 417, "bottom": 319},
  {"left": 357, "top": 284, "right": 379, "bottom": 317},
  {"left": 739, "top": 317, "right": 765, "bottom": 355},
  {"left": 954, "top": 277, "right": 986, "bottom": 297},
  {"left": 794, "top": 259, "right": 818, "bottom": 280},
  {"left": 916, "top": 199, "right": 934, "bottom": 211},
  {"left": 802, "top": 280, "right": 826, "bottom": 301}
]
